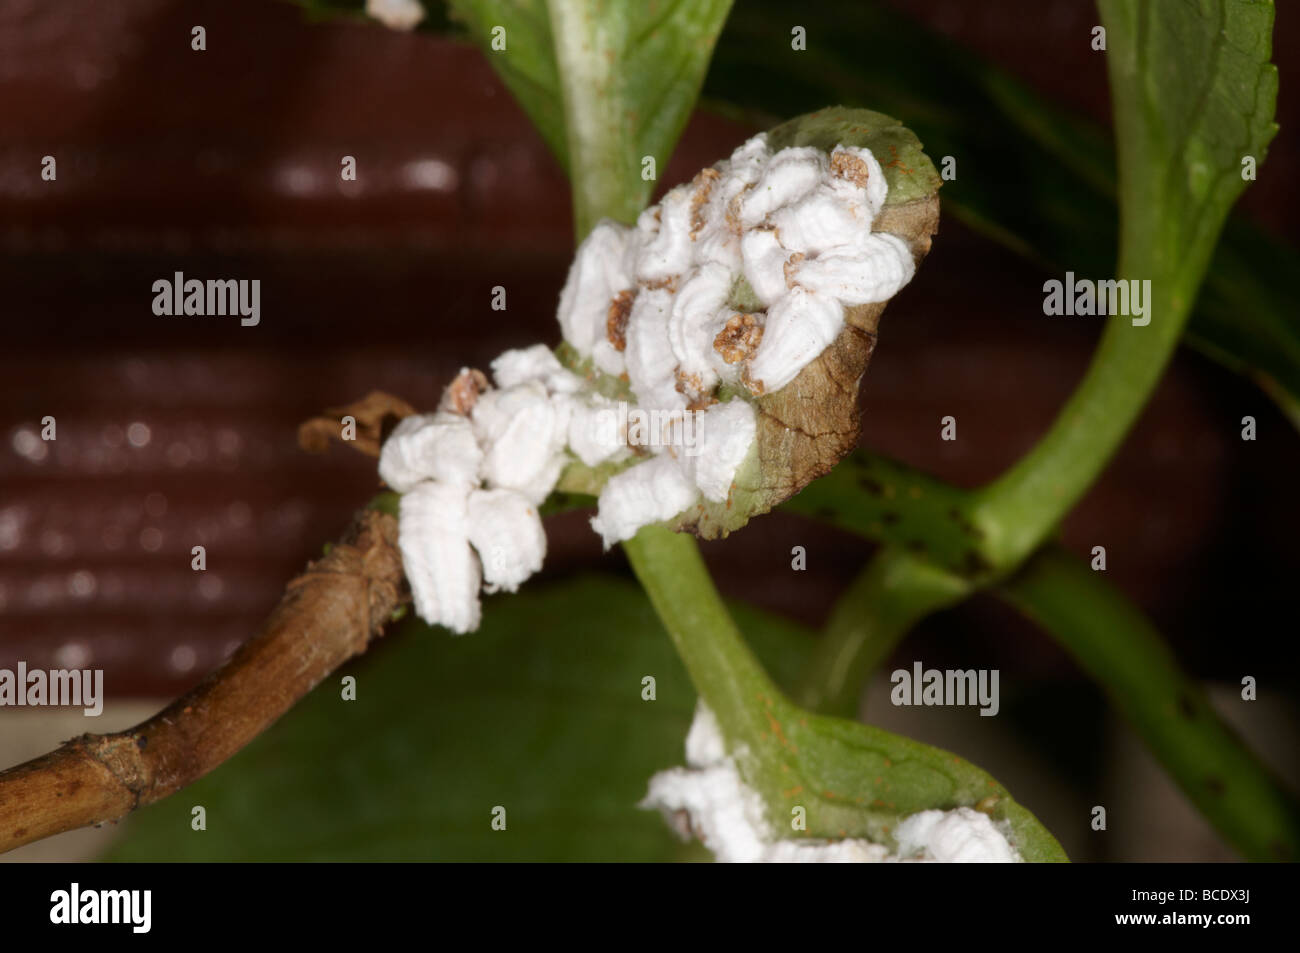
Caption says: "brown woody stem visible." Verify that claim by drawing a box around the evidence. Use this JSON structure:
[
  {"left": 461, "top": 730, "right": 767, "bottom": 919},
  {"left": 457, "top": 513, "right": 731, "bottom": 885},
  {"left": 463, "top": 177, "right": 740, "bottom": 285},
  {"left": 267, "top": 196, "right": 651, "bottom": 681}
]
[{"left": 0, "top": 507, "right": 406, "bottom": 854}]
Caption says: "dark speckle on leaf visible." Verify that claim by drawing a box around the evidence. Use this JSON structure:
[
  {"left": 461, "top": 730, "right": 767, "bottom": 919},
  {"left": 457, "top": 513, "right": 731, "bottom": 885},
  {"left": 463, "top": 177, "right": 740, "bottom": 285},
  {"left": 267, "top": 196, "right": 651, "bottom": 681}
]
[
  {"left": 962, "top": 549, "right": 993, "bottom": 576},
  {"left": 948, "top": 507, "right": 985, "bottom": 540}
]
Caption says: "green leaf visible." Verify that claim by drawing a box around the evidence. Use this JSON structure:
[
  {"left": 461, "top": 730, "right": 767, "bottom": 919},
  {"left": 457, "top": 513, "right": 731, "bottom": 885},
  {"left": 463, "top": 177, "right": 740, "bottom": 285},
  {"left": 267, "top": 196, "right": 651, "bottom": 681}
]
[
  {"left": 1100, "top": 0, "right": 1277, "bottom": 282},
  {"left": 444, "top": 1, "right": 570, "bottom": 168},
  {"left": 968, "top": 0, "right": 1279, "bottom": 568},
  {"left": 441, "top": 0, "right": 734, "bottom": 235},
  {"left": 546, "top": 0, "right": 734, "bottom": 234},
  {"left": 102, "top": 575, "right": 809, "bottom": 861},
  {"left": 1186, "top": 211, "right": 1300, "bottom": 428},
  {"left": 705, "top": 0, "right": 1298, "bottom": 422},
  {"left": 755, "top": 697, "right": 1067, "bottom": 862},
  {"left": 623, "top": 526, "right": 1067, "bottom": 862},
  {"left": 782, "top": 450, "right": 993, "bottom": 579}
]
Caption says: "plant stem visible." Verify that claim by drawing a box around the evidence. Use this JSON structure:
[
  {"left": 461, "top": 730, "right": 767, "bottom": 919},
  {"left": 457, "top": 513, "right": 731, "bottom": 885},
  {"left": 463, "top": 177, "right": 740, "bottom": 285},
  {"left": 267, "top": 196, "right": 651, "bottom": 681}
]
[
  {"left": 968, "top": 0, "right": 1262, "bottom": 569},
  {"left": 997, "top": 545, "right": 1300, "bottom": 862},
  {"left": 545, "top": 0, "right": 646, "bottom": 238},
  {"left": 970, "top": 292, "right": 1192, "bottom": 568},
  {"left": 783, "top": 451, "right": 988, "bottom": 578},
  {"left": 796, "top": 546, "right": 970, "bottom": 717},
  {"left": 621, "top": 525, "right": 782, "bottom": 750}
]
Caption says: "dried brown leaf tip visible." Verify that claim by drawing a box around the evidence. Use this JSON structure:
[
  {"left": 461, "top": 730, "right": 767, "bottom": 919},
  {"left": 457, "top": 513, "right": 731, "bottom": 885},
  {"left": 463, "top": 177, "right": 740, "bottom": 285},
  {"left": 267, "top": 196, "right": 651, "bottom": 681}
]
[{"left": 297, "top": 390, "right": 417, "bottom": 458}]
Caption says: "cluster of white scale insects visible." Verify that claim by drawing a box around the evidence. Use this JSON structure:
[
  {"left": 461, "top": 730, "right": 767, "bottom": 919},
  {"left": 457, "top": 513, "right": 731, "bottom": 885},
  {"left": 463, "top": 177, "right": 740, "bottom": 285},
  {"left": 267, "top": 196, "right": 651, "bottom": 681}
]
[
  {"left": 372, "top": 132, "right": 984, "bottom": 864},
  {"left": 378, "top": 132, "right": 917, "bottom": 634},
  {"left": 643, "top": 703, "right": 1023, "bottom": 863}
]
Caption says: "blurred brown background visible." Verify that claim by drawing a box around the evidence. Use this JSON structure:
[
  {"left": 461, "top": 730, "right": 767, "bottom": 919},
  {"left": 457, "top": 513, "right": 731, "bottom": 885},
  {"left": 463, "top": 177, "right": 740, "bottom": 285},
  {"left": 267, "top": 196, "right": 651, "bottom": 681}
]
[{"left": 0, "top": 0, "right": 1297, "bottom": 861}]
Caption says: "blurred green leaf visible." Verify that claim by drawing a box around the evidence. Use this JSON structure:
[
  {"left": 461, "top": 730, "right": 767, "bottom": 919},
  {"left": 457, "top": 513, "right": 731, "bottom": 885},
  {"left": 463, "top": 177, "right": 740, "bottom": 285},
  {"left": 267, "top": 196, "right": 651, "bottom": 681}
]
[
  {"left": 440, "top": 0, "right": 733, "bottom": 234},
  {"left": 442, "top": 1, "right": 569, "bottom": 167},
  {"left": 999, "top": 545, "right": 1300, "bottom": 862},
  {"left": 1100, "top": 0, "right": 1277, "bottom": 281},
  {"left": 103, "top": 575, "right": 808, "bottom": 862},
  {"left": 1188, "top": 211, "right": 1300, "bottom": 427},
  {"left": 705, "top": 0, "right": 1297, "bottom": 421},
  {"left": 971, "top": 0, "right": 1278, "bottom": 562}
]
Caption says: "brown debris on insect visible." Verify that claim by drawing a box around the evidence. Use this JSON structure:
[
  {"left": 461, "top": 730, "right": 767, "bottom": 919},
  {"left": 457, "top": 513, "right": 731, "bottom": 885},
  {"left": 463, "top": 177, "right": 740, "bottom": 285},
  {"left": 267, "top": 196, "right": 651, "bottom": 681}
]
[
  {"left": 606, "top": 289, "right": 634, "bottom": 351},
  {"left": 830, "top": 149, "right": 873, "bottom": 189},
  {"left": 442, "top": 368, "right": 491, "bottom": 415},
  {"left": 689, "top": 166, "right": 721, "bottom": 239},
  {"left": 713, "top": 313, "right": 764, "bottom": 365}
]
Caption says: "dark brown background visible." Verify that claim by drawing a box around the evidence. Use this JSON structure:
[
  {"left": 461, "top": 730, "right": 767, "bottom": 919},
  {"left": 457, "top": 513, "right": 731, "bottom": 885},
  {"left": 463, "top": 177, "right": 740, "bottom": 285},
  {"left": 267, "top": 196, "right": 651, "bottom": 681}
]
[{"left": 0, "top": 0, "right": 1296, "bottom": 860}]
